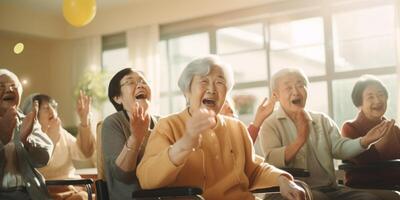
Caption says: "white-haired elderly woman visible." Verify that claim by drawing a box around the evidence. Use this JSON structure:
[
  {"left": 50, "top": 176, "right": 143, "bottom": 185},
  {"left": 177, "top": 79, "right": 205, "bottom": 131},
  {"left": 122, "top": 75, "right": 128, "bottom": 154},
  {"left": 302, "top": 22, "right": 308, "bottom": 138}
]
[
  {"left": 0, "top": 69, "right": 53, "bottom": 200},
  {"left": 257, "top": 68, "right": 392, "bottom": 200},
  {"left": 137, "top": 55, "right": 305, "bottom": 200}
]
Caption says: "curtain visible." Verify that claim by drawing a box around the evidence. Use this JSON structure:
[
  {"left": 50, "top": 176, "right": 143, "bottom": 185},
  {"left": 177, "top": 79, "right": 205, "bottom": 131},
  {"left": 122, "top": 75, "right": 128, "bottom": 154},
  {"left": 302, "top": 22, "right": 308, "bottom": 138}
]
[
  {"left": 49, "top": 36, "right": 101, "bottom": 127},
  {"left": 126, "top": 25, "right": 161, "bottom": 114}
]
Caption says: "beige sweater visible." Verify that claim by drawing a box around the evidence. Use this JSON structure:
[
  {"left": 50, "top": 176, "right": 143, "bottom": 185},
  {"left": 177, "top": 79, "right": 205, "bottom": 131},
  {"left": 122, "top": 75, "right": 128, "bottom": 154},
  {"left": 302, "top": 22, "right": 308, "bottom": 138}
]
[{"left": 137, "top": 109, "right": 290, "bottom": 200}]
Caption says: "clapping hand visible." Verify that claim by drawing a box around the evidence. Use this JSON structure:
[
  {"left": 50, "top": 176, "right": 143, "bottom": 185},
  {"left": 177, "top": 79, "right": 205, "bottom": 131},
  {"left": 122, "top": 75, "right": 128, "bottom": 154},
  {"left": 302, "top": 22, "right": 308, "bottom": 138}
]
[
  {"left": 20, "top": 100, "right": 39, "bottom": 143},
  {"left": 0, "top": 106, "right": 17, "bottom": 144},
  {"left": 253, "top": 95, "right": 277, "bottom": 128},
  {"left": 129, "top": 99, "right": 150, "bottom": 143},
  {"left": 184, "top": 108, "right": 216, "bottom": 149},
  {"left": 361, "top": 119, "right": 395, "bottom": 148}
]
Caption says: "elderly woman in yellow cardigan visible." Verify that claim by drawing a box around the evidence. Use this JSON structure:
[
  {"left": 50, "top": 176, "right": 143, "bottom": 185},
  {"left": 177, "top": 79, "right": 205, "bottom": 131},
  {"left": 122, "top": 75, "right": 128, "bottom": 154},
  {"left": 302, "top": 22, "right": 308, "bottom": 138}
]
[{"left": 137, "top": 55, "right": 305, "bottom": 200}]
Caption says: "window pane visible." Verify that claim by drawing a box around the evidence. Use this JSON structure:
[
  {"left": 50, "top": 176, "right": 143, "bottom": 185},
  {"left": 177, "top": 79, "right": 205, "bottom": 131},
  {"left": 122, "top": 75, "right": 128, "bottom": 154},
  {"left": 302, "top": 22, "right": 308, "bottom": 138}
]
[
  {"left": 217, "top": 23, "right": 264, "bottom": 54},
  {"left": 159, "top": 41, "right": 169, "bottom": 93},
  {"left": 231, "top": 87, "right": 269, "bottom": 125},
  {"left": 102, "top": 47, "right": 130, "bottom": 116},
  {"left": 332, "top": 75, "right": 397, "bottom": 128},
  {"left": 306, "top": 81, "right": 328, "bottom": 114},
  {"left": 102, "top": 48, "right": 129, "bottom": 73},
  {"left": 171, "top": 94, "right": 187, "bottom": 114},
  {"left": 270, "top": 17, "right": 325, "bottom": 77},
  {"left": 333, "top": 5, "right": 396, "bottom": 71},
  {"left": 334, "top": 37, "right": 396, "bottom": 71},
  {"left": 156, "top": 95, "right": 170, "bottom": 117},
  {"left": 270, "top": 17, "right": 324, "bottom": 50},
  {"left": 168, "top": 33, "right": 210, "bottom": 91},
  {"left": 270, "top": 45, "right": 325, "bottom": 77},
  {"left": 220, "top": 51, "right": 267, "bottom": 83}
]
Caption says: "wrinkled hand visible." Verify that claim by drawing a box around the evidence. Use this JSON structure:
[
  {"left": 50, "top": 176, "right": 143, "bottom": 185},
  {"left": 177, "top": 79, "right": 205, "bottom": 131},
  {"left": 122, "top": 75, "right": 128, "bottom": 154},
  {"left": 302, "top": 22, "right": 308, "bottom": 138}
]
[
  {"left": 293, "top": 110, "right": 309, "bottom": 144},
  {"left": 278, "top": 175, "right": 306, "bottom": 200},
  {"left": 129, "top": 99, "right": 150, "bottom": 143},
  {"left": 76, "top": 90, "right": 91, "bottom": 126},
  {"left": 184, "top": 108, "right": 216, "bottom": 149},
  {"left": 361, "top": 119, "right": 395, "bottom": 148},
  {"left": 0, "top": 107, "right": 17, "bottom": 144},
  {"left": 20, "top": 101, "right": 39, "bottom": 143},
  {"left": 253, "top": 96, "right": 277, "bottom": 128}
]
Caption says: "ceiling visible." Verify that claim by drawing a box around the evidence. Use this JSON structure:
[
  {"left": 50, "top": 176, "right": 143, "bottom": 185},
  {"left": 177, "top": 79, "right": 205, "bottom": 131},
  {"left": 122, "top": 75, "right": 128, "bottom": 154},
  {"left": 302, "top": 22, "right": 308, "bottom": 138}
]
[{"left": 0, "top": 0, "right": 146, "bottom": 16}]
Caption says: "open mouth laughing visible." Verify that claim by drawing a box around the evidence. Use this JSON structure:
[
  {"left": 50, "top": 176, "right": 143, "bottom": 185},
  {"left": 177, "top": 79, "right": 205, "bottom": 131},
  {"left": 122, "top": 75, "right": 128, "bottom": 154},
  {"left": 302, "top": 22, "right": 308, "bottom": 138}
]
[
  {"left": 2, "top": 94, "right": 16, "bottom": 102},
  {"left": 135, "top": 91, "right": 147, "bottom": 100},
  {"left": 291, "top": 98, "right": 302, "bottom": 106},
  {"left": 202, "top": 98, "right": 217, "bottom": 108}
]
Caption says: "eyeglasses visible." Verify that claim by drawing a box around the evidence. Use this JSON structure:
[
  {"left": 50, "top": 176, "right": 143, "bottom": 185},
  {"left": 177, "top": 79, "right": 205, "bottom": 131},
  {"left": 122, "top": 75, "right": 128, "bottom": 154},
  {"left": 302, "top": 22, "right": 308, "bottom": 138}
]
[
  {"left": 120, "top": 79, "right": 147, "bottom": 87},
  {"left": 0, "top": 82, "right": 18, "bottom": 92}
]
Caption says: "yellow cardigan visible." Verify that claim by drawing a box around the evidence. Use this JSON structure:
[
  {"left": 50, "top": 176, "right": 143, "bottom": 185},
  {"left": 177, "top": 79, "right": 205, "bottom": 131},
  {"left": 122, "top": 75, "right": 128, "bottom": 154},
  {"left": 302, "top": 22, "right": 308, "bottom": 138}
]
[{"left": 137, "top": 109, "right": 290, "bottom": 200}]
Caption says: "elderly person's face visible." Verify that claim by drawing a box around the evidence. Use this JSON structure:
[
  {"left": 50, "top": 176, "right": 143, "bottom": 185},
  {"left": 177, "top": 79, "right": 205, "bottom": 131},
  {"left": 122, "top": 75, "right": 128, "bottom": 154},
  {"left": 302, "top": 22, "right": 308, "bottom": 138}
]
[
  {"left": 114, "top": 71, "right": 151, "bottom": 113},
  {"left": 360, "top": 84, "right": 387, "bottom": 120},
  {"left": 186, "top": 65, "right": 227, "bottom": 114},
  {"left": 0, "top": 74, "right": 20, "bottom": 115},
  {"left": 274, "top": 73, "right": 307, "bottom": 114},
  {"left": 38, "top": 101, "right": 58, "bottom": 131}
]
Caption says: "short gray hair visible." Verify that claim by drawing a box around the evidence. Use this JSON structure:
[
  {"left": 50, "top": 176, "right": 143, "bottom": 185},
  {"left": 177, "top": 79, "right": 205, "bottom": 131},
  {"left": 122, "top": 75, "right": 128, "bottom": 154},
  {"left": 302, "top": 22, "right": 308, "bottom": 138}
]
[
  {"left": 270, "top": 68, "right": 309, "bottom": 91},
  {"left": 0, "top": 69, "right": 23, "bottom": 95},
  {"left": 178, "top": 55, "right": 234, "bottom": 95}
]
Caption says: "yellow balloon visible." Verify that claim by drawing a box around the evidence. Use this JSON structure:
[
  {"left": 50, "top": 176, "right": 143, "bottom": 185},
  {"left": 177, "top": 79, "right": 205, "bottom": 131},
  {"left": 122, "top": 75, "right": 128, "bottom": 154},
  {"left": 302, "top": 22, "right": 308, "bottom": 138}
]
[{"left": 63, "top": 0, "right": 96, "bottom": 27}]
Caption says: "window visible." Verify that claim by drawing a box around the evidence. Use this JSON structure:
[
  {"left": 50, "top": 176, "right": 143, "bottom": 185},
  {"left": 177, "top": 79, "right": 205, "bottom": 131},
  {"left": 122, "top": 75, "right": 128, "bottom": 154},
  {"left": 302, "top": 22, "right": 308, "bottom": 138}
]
[
  {"left": 160, "top": 1, "right": 398, "bottom": 126},
  {"left": 101, "top": 32, "right": 129, "bottom": 117},
  {"left": 270, "top": 17, "right": 326, "bottom": 77},
  {"left": 332, "top": 5, "right": 396, "bottom": 71},
  {"left": 159, "top": 33, "right": 210, "bottom": 116}
]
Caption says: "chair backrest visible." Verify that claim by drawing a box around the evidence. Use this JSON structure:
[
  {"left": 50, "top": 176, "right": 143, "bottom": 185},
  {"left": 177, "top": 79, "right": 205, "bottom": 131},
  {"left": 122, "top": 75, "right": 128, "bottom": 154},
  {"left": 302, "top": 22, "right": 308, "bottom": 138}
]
[
  {"left": 95, "top": 179, "right": 109, "bottom": 200},
  {"left": 96, "top": 121, "right": 104, "bottom": 180},
  {"left": 95, "top": 121, "right": 109, "bottom": 200}
]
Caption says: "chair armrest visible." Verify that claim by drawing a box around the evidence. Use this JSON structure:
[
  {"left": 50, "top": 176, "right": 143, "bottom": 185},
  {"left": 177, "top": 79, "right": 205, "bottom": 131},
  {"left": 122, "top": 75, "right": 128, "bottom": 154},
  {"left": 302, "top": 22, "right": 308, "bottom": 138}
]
[
  {"left": 45, "top": 178, "right": 94, "bottom": 186},
  {"left": 251, "top": 186, "right": 280, "bottom": 194},
  {"left": 280, "top": 167, "right": 310, "bottom": 177},
  {"left": 339, "top": 159, "right": 400, "bottom": 171},
  {"left": 132, "top": 187, "right": 202, "bottom": 198}
]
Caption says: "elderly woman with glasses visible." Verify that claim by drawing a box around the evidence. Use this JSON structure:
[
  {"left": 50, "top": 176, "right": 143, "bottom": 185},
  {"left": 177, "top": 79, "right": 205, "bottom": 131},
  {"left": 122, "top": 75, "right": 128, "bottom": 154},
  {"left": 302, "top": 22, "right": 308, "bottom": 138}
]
[
  {"left": 101, "top": 68, "right": 158, "bottom": 200},
  {"left": 21, "top": 92, "right": 95, "bottom": 200},
  {"left": 137, "top": 55, "right": 305, "bottom": 200}
]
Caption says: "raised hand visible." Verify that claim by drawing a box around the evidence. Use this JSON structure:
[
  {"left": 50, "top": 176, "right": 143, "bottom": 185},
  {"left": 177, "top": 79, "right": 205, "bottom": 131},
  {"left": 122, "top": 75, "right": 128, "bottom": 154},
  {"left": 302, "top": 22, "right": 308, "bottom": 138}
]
[
  {"left": 76, "top": 90, "right": 91, "bottom": 126},
  {"left": 0, "top": 106, "right": 17, "bottom": 144},
  {"left": 20, "top": 100, "right": 39, "bottom": 143},
  {"left": 184, "top": 108, "right": 216, "bottom": 149},
  {"left": 129, "top": 99, "right": 150, "bottom": 143},
  {"left": 253, "top": 95, "right": 277, "bottom": 128},
  {"left": 278, "top": 175, "right": 306, "bottom": 200},
  {"left": 361, "top": 119, "right": 395, "bottom": 148},
  {"left": 293, "top": 110, "right": 309, "bottom": 144}
]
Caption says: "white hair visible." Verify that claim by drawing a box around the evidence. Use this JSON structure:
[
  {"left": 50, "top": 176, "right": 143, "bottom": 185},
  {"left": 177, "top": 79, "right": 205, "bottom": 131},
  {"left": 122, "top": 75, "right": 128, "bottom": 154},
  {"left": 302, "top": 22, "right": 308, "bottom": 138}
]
[
  {"left": 270, "top": 68, "right": 309, "bottom": 91},
  {"left": 178, "top": 55, "right": 234, "bottom": 95},
  {"left": 0, "top": 69, "right": 23, "bottom": 95}
]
